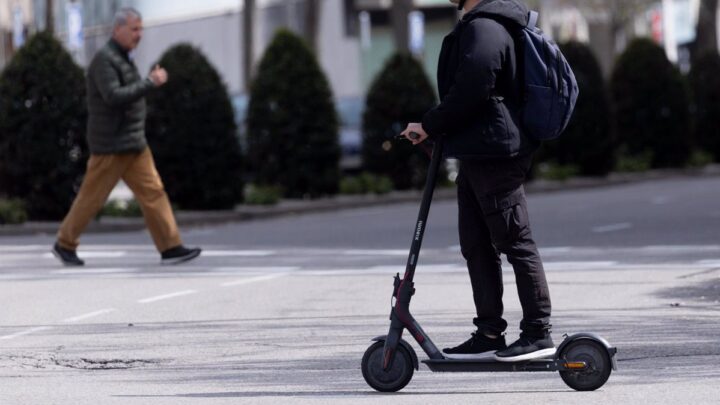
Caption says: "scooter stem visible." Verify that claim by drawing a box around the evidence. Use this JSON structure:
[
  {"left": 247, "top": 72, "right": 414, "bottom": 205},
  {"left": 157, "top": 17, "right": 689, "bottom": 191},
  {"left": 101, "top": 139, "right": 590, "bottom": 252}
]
[
  {"left": 403, "top": 139, "right": 444, "bottom": 283},
  {"left": 382, "top": 140, "right": 445, "bottom": 370}
]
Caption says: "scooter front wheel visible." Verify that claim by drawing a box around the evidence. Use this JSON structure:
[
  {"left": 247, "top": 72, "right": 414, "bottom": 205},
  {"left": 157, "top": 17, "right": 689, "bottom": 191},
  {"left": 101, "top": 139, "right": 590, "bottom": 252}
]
[
  {"left": 559, "top": 339, "right": 612, "bottom": 391},
  {"left": 361, "top": 340, "right": 414, "bottom": 392}
]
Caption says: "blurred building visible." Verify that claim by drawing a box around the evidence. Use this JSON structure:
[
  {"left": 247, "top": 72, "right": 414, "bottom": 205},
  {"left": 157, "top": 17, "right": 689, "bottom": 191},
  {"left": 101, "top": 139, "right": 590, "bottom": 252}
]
[
  {"left": 537, "top": 0, "right": 719, "bottom": 76},
  {"left": 11, "top": 1, "right": 458, "bottom": 96},
  {"left": 0, "top": 0, "right": 33, "bottom": 67},
  {"left": 15, "top": 0, "right": 718, "bottom": 93},
  {"left": 22, "top": 0, "right": 361, "bottom": 98}
]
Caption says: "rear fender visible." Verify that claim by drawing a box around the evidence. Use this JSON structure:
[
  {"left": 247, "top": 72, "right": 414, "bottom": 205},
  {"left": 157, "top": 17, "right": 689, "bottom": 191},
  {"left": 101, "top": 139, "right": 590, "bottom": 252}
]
[{"left": 557, "top": 332, "right": 618, "bottom": 370}]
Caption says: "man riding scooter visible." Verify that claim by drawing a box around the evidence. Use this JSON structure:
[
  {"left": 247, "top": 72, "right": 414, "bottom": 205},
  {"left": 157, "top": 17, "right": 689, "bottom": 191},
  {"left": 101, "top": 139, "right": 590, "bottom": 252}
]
[{"left": 401, "top": 0, "right": 554, "bottom": 362}]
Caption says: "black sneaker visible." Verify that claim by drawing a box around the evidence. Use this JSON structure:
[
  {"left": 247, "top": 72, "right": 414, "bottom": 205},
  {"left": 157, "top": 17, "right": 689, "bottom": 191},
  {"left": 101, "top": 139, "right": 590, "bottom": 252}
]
[
  {"left": 52, "top": 243, "right": 85, "bottom": 266},
  {"left": 161, "top": 245, "right": 201, "bottom": 265},
  {"left": 494, "top": 333, "right": 556, "bottom": 362},
  {"left": 443, "top": 331, "right": 507, "bottom": 359}
]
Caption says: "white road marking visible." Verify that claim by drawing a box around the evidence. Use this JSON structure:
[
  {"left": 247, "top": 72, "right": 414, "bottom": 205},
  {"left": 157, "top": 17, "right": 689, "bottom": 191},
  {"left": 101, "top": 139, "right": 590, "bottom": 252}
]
[
  {"left": 341, "top": 249, "right": 409, "bottom": 256},
  {"left": 51, "top": 268, "right": 139, "bottom": 275},
  {"left": 1, "top": 254, "right": 57, "bottom": 262},
  {"left": 0, "top": 274, "right": 38, "bottom": 280},
  {"left": 201, "top": 250, "right": 276, "bottom": 257},
  {"left": 63, "top": 308, "right": 116, "bottom": 323},
  {"left": 542, "top": 261, "right": 617, "bottom": 270},
  {"left": 641, "top": 245, "right": 720, "bottom": 253},
  {"left": 221, "top": 273, "right": 288, "bottom": 287},
  {"left": 138, "top": 290, "right": 197, "bottom": 304},
  {"left": 42, "top": 251, "right": 127, "bottom": 259},
  {"left": 592, "top": 223, "right": 632, "bottom": 233},
  {"left": 300, "top": 268, "right": 374, "bottom": 276},
  {"left": 367, "top": 264, "right": 466, "bottom": 273},
  {"left": 0, "top": 245, "right": 49, "bottom": 252},
  {"left": 212, "top": 266, "right": 299, "bottom": 273},
  {"left": 695, "top": 260, "right": 720, "bottom": 267},
  {"left": 366, "top": 262, "right": 618, "bottom": 273},
  {"left": 183, "top": 229, "right": 216, "bottom": 236},
  {"left": 306, "top": 262, "right": 713, "bottom": 277},
  {"left": 0, "top": 326, "right": 54, "bottom": 340},
  {"left": 75, "top": 245, "right": 151, "bottom": 251},
  {"left": 448, "top": 245, "right": 575, "bottom": 255},
  {"left": 540, "top": 247, "right": 573, "bottom": 254}
]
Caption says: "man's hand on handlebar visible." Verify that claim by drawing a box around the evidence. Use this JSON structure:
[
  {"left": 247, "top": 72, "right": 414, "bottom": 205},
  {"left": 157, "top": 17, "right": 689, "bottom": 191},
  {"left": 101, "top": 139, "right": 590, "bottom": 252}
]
[{"left": 400, "top": 123, "right": 430, "bottom": 145}]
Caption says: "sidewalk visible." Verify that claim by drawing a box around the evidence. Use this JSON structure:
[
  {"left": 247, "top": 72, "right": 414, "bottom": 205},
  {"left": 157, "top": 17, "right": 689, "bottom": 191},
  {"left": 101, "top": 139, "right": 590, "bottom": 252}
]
[{"left": 2, "top": 164, "right": 719, "bottom": 237}]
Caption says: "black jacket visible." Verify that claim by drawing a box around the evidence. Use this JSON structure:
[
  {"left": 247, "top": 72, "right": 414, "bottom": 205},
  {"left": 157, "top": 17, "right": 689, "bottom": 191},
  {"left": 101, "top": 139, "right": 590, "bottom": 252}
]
[
  {"left": 422, "top": 0, "right": 538, "bottom": 159},
  {"left": 86, "top": 40, "right": 155, "bottom": 154}
]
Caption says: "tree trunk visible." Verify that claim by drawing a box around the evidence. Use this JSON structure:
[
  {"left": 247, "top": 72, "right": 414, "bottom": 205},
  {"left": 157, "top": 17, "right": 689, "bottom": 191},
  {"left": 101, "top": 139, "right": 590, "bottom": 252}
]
[
  {"left": 693, "top": 0, "right": 719, "bottom": 61},
  {"left": 390, "top": 0, "right": 413, "bottom": 54},
  {"left": 46, "top": 0, "right": 54, "bottom": 33},
  {"left": 243, "top": 0, "right": 255, "bottom": 91},
  {"left": 304, "top": 0, "right": 321, "bottom": 52}
]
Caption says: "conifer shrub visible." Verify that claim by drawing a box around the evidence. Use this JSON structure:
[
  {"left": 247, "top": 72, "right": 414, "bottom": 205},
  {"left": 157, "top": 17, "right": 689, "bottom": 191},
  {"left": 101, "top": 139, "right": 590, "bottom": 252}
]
[
  {"left": 0, "top": 32, "right": 87, "bottom": 220},
  {"left": 611, "top": 38, "right": 691, "bottom": 168},
  {"left": 146, "top": 44, "right": 244, "bottom": 209},
  {"left": 689, "top": 51, "right": 720, "bottom": 161},
  {"left": 362, "top": 53, "right": 437, "bottom": 190},
  {"left": 246, "top": 30, "right": 340, "bottom": 198},
  {"left": 537, "top": 41, "right": 614, "bottom": 176}
]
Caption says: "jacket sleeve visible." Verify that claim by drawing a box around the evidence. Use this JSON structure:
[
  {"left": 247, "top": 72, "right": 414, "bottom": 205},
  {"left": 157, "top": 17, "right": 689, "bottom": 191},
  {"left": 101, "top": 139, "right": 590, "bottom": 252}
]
[
  {"left": 91, "top": 55, "right": 155, "bottom": 107},
  {"left": 422, "top": 19, "right": 506, "bottom": 138}
]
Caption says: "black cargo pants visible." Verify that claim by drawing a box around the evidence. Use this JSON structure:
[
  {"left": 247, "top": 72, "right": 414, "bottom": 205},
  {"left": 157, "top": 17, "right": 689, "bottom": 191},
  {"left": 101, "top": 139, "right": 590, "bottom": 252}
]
[{"left": 456, "top": 155, "right": 551, "bottom": 338}]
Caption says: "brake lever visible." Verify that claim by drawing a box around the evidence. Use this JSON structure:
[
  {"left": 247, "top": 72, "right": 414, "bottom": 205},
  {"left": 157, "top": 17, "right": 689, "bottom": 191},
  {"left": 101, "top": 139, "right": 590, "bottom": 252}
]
[
  {"left": 396, "top": 131, "right": 432, "bottom": 157},
  {"left": 395, "top": 131, "right": 420, "bottom": 140}
]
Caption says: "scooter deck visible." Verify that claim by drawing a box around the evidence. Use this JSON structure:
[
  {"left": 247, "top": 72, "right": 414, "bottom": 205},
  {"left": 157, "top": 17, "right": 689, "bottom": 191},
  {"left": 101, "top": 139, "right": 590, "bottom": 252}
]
[{"left": 423, "top": 357, "right": 574, "bottom": 373}]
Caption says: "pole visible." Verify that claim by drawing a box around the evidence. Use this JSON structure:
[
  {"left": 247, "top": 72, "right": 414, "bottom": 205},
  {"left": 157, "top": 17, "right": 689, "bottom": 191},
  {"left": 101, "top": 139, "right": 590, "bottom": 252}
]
[
  {"left": 46, "top": 0, "right": 55, "bottom": 33},
  {"left": 243, "top": 0, "right": 255, "bottom": 92}
]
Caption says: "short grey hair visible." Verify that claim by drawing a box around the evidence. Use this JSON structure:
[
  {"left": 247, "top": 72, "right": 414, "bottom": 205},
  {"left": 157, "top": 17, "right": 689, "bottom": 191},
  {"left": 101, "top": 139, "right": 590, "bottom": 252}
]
[{"left": 113, "top": 8, "right": 142, "bottom": 28}]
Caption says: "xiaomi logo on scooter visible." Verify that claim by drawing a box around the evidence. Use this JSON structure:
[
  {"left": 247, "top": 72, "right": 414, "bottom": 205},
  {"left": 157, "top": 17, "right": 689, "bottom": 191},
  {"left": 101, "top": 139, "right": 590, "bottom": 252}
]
[{"left": 414, "top": 221, "right": 424, "bottom": 241}]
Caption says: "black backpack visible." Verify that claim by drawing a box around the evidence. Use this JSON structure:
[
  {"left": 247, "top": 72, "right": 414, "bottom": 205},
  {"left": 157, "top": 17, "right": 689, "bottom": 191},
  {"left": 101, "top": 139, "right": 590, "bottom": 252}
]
[{"left": 517, "top": 11, "right": 579, "bottom": 140}]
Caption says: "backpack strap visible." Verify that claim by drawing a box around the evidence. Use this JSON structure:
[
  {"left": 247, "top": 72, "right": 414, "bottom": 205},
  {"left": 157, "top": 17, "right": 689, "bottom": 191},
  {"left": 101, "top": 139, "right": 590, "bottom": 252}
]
[{"left": 527, "top": 11, "right": 539, "bottom": 30}]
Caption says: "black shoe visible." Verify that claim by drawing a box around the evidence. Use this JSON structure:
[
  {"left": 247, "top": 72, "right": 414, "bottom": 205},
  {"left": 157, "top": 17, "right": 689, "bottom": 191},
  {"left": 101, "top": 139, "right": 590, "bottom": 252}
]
[
  {"left": 494, "top": 333, "right": 555, "bottom": 362},
  {"left": 161, "top": 245, "right": 201, "bottom": 265},
  {"left": 52, "top": 243, "right": 84, "bottom": 266},
  {"left": 442, "top": 331, "right": 507, "bottom": 359}
]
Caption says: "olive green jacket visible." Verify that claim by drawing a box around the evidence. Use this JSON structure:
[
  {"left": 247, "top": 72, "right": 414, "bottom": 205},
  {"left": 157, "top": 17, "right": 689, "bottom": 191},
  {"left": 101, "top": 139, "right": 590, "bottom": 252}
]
[{"left": 86, "top": 40, "right": 155, "bottom": 154}]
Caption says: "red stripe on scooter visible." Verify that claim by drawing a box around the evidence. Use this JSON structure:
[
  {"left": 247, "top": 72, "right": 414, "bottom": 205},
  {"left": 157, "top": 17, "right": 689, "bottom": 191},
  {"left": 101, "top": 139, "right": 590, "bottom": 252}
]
[{"left": 383, "top": 349, "right": 393, "bottom": 369}]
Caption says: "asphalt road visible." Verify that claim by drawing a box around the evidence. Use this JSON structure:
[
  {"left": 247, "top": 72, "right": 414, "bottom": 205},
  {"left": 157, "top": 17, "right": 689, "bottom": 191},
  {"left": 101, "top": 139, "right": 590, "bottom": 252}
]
[{"left": 1, "top": 176, "right": 719, "bottom": 404}]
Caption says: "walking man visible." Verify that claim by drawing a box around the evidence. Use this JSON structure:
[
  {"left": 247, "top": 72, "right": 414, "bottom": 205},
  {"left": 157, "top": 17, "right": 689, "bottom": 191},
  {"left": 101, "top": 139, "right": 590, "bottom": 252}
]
[
  {"left": 52, "top": 8, "right": 201, "bottom": 266},
  {"left": 401, "top": 0, "right": 554, "bottom": 362}
]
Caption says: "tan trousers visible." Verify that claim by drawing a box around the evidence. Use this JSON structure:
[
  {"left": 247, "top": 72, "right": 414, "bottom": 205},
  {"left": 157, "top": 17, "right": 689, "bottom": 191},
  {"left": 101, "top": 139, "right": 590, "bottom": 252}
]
[{"left": 57, "top": 147, "right": 182, "bottom": 253}]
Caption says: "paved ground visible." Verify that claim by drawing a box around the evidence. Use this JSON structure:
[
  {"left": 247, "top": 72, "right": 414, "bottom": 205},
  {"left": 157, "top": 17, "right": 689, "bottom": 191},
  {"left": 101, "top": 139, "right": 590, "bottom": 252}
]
[{"left": 1, "top": 176, "right": 719, "bottom": 404}]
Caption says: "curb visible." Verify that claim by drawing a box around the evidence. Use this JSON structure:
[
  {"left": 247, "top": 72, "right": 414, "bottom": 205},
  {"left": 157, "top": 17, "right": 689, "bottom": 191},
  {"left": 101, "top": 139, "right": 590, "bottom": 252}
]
[
  {"left": 2, "top": 165, "right": 720, "bottom": 237},
  {"left": 0, "top": 189, "right": 456, "bottom": 237}
]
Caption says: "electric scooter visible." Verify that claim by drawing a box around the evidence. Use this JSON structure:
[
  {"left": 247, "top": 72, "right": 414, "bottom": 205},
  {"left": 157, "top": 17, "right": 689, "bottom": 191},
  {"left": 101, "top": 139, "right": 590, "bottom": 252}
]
[{"left": 361, "top": 135, "right": 617, "bottom": 392}]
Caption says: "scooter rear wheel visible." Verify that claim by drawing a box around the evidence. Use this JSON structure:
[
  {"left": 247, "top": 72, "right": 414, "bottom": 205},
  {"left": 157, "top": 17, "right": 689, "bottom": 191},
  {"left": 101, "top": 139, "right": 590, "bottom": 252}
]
[
  {"left": 559, "top": 339, "right": 612, "bottom": 391},
  {"left": 361, "top": 341, "right": 414, "bottom": 392}
]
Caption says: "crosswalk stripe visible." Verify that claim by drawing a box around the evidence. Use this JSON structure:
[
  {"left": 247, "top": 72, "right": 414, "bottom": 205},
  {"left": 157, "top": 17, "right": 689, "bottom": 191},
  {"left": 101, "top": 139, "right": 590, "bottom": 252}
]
[
  {"left": 42, "top": 251, "right": 127, "bottom": 259},
  {"left": 221, "top": 273, "right": 288, "bottom": 287},
  {"left": 51, "top": 268, "right": 139, "bottom": 275},
  {"left": 202, "top": 250, "right": 276, "bottom": 257},
  {"left": 592, "top": 223, "right": 633, "bottom": 233},
  {"left": 0, "top": 326, "right": 54, "bottom": 340},
  {"left": 212, "top": 266, "right": 299, "bottom": 273},
  {"left": 138, "top": 290, "right": 197, "bottom": 304},
  {"left": 341, "top": 249, "right": 408, "bottom": 256},
  {"left": 63, "top": 308, "right": 116, "bottom": 323}
]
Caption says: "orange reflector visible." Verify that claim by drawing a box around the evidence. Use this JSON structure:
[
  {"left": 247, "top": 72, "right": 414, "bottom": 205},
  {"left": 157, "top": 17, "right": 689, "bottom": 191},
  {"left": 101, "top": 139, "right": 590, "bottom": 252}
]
[{"left": 565, "top": 362, "right": 587, "bottom": 369}]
